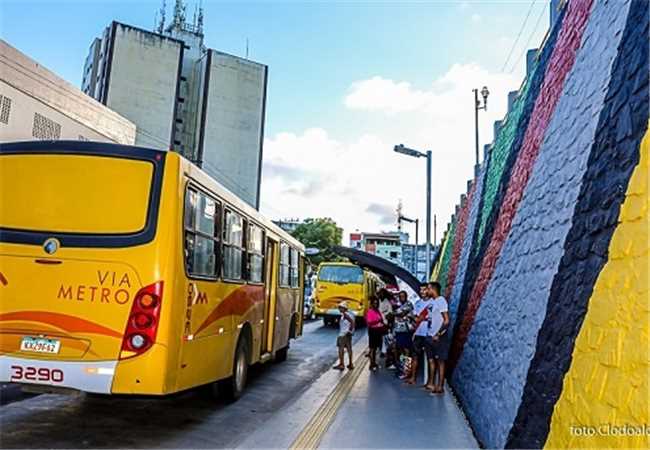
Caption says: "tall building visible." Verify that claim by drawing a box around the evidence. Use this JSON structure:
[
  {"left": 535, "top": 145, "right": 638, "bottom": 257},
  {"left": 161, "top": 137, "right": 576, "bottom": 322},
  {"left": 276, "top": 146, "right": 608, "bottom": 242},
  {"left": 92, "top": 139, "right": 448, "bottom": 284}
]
[
  {"left": 82, "top": 1, "right": 267, "bottom": 208},
  {"left": 0, "top": 40, "right": 135, "bottom": 144}
]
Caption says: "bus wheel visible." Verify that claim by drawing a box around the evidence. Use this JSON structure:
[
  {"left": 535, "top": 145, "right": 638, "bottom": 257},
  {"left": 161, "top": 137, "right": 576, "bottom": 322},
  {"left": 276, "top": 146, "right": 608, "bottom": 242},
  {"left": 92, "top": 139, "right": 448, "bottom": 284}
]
[{"left": 218, "top": 336, "right": 249, "bottom": 402}]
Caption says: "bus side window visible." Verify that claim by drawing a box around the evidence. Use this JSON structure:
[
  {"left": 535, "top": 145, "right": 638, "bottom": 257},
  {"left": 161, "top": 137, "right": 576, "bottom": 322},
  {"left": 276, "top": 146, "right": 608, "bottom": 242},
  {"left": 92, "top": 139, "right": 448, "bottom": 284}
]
[
  {"left": 247, "top": 224, "right": 264, "bottom": 283},
  {"left": 185, "top": 188, "right": 219, "bottom": 278},
  {"left": 289, "top": 248, "right": 299, "bottom": 289},
  {"left": 279, "top": 242, "right": 290, "bottom": 287},
  {"left": 223, "top": 210, "right": 244, "bottom": 281}
]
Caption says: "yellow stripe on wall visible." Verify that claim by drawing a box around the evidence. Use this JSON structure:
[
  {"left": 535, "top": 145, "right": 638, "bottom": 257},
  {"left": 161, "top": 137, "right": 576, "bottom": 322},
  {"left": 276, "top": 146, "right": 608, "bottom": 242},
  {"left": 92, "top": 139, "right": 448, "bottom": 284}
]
[{"left": 545, "top": 125, "right": 650, "bottom": 449}]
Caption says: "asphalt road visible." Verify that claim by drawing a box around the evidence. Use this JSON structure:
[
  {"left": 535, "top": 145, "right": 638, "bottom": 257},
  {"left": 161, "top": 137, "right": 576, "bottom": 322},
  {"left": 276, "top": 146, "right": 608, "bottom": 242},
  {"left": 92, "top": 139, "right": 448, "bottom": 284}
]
[{"left": 0, "top": 319, "right": 362, "bottom": 449}]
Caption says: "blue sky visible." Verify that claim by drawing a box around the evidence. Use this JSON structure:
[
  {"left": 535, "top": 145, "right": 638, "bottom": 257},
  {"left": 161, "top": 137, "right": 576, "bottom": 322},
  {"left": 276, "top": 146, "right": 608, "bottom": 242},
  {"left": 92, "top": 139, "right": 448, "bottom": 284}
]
[{"left": 1, "top": 0, "right": 551, "bottom": 241}]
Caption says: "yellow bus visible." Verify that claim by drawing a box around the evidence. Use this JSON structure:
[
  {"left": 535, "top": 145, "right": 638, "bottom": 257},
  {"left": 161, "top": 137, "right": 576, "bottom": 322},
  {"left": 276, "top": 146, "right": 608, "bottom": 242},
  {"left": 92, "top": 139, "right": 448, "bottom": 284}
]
[
  {"left": 313, "top": 262, "right": 384, "bottom": 326},
  {"left": 0, "top": 141, "right": 304, "bottom": 400}
]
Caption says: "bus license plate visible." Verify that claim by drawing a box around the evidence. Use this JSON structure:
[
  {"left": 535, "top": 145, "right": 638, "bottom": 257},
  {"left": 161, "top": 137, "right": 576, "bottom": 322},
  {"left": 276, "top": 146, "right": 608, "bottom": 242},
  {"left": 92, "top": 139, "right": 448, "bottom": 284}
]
[{"left": 20, "top": 337, "right": 61, "bottom": 354}]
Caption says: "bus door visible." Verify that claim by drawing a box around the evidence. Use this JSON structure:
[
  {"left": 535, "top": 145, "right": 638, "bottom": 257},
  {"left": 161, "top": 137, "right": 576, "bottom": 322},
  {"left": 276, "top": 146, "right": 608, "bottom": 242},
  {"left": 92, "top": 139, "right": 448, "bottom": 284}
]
[{"left": 262, "top": 239, "right": 278, "bottom": 354}]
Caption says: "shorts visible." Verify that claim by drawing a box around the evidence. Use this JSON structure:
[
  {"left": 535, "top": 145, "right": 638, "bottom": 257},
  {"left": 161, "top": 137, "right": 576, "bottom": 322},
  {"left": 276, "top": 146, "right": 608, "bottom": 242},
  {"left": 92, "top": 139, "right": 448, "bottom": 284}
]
[
  {"left": 395, "top": 332, "right": 412, "bottom": 351},
  {"left": 368, "top": 328, "right": 384, "bottom": 350},
  {"left": 412, "top": 335, "right": 430, "bottom": 357},
  {"left": 337, "top": 334, "right": 352, "bottom": 351},
  {"left": 429, "top": 332, "right": 450, "bottom": 360}
]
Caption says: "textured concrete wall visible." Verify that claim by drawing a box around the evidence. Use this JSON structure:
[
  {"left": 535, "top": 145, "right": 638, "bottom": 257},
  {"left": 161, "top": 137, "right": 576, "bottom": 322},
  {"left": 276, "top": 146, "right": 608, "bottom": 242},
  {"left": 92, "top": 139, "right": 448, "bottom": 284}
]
[
  {"left": 452, "top": 0, "right": 594, "bottom": 369},
  {"left": 453, "top": 12, "right": 564, "bottom": 343},
  {"left": 451, "top": 1, "right": 632, "bottom": 447},
  {"left": 545, "top": 126, "right": 649, "bottom": 449},
  {"left": 434, "top": 0, "right": 649, "bottom": 448},
  {"left": 448, "top": 164, "right": 485, "bottom": 332},
  {"left": 436, "top": 219, "right": 456, "bottom": 290},
  {"left": 508, "top": 2, "right": 649, "bottom": 446},
  {"left": 444, "top": 185, "right": 475, "bottom": 299}
]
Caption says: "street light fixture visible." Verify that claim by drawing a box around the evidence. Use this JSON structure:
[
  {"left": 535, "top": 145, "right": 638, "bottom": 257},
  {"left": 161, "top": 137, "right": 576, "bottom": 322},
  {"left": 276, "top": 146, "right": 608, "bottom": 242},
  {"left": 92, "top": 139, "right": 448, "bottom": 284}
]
[
  {"left": 473, "top": 86, "right": 490, "bottom": 169},
  {"left": 393, "top": 144, "right": 432, "bottom": 280}
]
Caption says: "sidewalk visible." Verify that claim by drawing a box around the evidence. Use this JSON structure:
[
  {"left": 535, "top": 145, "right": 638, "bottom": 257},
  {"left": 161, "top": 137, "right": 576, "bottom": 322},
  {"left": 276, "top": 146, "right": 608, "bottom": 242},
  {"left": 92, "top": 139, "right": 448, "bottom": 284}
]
[
  {"left": 318, "top": 360, "right": 478, "bottom": 449},
  {"left": 239, "top": 337, "right": 478, "bottom": 449}
]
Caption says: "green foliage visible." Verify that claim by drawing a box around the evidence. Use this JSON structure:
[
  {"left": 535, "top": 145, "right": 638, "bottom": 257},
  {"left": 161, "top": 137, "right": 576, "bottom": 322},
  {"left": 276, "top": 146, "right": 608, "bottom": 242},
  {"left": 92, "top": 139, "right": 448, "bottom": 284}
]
[{"left": 291, "top": 218, "right": 343, "bottom": 266}]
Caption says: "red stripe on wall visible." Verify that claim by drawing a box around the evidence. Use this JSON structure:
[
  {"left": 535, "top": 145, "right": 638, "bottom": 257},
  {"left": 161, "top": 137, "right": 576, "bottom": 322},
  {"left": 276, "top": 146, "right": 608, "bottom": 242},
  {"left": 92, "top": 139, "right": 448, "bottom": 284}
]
[{"left": 449, "top": 0, "right": 594, "bottom": 368}]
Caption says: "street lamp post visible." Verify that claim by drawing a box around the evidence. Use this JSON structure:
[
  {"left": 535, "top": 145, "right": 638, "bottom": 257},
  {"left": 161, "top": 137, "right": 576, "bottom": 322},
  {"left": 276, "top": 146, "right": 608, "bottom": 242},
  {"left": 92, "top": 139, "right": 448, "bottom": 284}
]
[
  {"left": 473, "top": 86, "right": 490, "bottom": 169},
  {"left": 394, "top": 144, "right": 433, "bottom": 280}
]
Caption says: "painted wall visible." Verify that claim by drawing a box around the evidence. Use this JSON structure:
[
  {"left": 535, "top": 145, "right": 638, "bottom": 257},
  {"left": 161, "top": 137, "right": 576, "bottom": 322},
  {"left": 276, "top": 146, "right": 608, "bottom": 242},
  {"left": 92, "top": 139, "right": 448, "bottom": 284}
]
[{"left": 433, "top": 1, "right": 649, "bottom": 448}]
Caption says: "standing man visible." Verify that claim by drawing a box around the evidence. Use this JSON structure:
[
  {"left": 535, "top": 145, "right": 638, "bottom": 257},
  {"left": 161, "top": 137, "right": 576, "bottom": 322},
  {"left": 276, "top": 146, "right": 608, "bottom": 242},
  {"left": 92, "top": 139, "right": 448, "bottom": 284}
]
[
  {"left": 333, "top": 301, "right": 355, "bottom": 371},
  {"left": 426, "top": 281, "right": 450, "bottom": 394},
  {"left": 405, "top": 284, "right": 433, "bottom": 386}
]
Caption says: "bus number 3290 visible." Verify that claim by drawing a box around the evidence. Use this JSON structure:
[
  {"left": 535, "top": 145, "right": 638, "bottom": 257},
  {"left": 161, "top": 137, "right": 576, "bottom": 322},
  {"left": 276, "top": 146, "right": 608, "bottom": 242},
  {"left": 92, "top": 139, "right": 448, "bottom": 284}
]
[{"left": 10, "top": 365, "right": 64, "bottom": 383}]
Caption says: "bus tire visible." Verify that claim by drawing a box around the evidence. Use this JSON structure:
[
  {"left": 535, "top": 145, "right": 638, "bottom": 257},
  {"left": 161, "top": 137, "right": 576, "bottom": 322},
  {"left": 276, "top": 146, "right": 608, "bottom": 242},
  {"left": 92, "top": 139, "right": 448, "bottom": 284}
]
[{"left": 218, "top": 335, "right": 249, "bottom": 403}]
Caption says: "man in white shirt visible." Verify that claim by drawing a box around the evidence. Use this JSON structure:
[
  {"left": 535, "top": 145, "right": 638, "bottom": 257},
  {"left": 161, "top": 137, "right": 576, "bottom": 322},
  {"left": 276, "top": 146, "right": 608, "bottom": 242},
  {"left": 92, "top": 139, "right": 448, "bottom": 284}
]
[
  {"left": 405, "top": 284, "right": 434, "bottom": 386},
  {"left": 426, "top": 281, "right": 450, "bottom": 394}
]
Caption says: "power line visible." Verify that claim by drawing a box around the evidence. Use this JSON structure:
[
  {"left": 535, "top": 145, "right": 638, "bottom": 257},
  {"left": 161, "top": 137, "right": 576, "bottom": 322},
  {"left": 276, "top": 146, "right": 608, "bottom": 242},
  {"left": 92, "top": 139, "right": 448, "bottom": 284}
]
[
  {"left": 501, "top": 0, "right": 537, "bottom": 73},
  {"left": 509, "top": 3, "right": 547, "bottom": 74}
]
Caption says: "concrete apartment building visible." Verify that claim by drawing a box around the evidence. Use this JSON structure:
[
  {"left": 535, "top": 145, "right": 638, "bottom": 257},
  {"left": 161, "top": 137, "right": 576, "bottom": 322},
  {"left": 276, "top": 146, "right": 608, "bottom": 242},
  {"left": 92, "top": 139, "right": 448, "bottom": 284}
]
[
  {"left": 82, "top": 1, "right": 267, "bottom": 208},
  {"left": 0, "top": 40, "right": 135, "bottom": 144},
  {"left": 349, "top": 231, "right": 407, "bottom": 267}
]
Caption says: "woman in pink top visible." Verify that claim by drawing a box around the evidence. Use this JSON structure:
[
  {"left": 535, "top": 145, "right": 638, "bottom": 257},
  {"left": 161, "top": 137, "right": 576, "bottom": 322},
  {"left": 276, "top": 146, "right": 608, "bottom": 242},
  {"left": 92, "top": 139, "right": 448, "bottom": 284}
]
[{"left": 365, "top": 296, "right": 386, "bottom": 371}]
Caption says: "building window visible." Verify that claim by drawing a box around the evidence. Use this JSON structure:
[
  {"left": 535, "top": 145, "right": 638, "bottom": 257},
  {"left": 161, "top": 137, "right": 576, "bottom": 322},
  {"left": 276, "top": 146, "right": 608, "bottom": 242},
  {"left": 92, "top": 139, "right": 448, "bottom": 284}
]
[
  {"left": 0, "top": 95, "right": 11, "bottom": 125},
  {"left": 184, "top": 188, "right": 219, "bottom": 278},
  {"left": 280, "top": 242, "right": 290, "bottom": 287},
  {"left": 290, "top": 247, "right": 300, "bottom": 288},
  {"left": 248, "top": 224, "right": 264, "bottom": 283},
  {"left": 223, "top": 210, "right": 244, "bottom": 280},
  {"left": 32, "top": 113, "right": 61, "bottom": 140}
]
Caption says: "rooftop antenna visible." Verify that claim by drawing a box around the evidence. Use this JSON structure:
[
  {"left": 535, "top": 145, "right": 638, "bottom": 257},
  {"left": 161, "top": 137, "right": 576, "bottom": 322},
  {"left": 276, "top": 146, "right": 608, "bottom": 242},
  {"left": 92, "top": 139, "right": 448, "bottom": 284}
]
[
  {"left": 157, "top": 0, "right": 166, "bottom": 34},
  {"left": 197, "top": 0, "right": 204, "bottom": 34},
  {"left": 170, "top": 0, "right": 186, "bottom": 30}
]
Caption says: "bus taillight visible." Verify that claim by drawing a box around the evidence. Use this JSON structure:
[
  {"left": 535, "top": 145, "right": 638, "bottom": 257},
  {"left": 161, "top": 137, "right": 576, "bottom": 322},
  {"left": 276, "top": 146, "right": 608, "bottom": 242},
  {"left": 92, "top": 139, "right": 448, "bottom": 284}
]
[{"left": 120, "top": 281, "right": 164, "bottom": 359}]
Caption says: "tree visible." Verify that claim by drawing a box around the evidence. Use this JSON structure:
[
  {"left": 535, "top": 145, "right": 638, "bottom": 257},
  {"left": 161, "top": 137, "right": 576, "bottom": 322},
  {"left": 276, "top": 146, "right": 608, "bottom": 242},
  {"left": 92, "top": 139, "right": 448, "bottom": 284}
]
[{"left": 291, "top": 218, "right": 343, "bottom": 266}]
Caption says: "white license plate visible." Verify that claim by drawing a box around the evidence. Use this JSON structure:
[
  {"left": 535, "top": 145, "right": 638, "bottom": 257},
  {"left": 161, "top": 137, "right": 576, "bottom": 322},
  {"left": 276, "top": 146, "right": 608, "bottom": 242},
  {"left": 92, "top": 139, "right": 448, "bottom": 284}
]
[{"left": 20, "top": 337, "right": 61, "bottom": 354}]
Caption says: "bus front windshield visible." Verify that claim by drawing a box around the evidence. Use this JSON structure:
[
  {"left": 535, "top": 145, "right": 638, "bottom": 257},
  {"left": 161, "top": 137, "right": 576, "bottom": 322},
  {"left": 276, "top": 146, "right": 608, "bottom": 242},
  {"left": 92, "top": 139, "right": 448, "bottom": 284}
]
[{"left": 318, "top": 265, "right": 363, "bottom": 285}]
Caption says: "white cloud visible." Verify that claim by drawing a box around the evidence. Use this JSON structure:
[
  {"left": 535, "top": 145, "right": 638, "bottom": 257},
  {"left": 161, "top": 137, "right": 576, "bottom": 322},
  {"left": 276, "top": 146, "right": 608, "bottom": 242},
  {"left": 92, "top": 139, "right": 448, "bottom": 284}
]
[
  {"left": 471, "top": 13, "right": 482, "bottom": 23},
  {"left": 344, "top": 77, "right": 433, "bottom": 114},
  {"left": 261, "top": 63, "right": 522, "bottom": 244}
]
